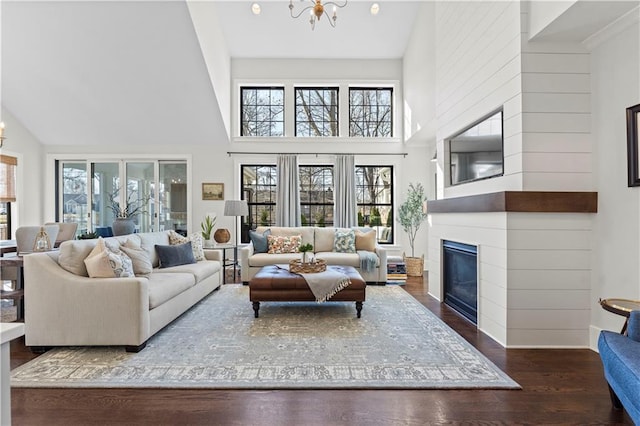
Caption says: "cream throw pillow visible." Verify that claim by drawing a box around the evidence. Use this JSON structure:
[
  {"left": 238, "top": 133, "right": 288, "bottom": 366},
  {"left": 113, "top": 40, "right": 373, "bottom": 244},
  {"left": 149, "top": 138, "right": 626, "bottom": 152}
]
[
  {"left": 168, "top": 230, "right": 205, "bottom": 261},
  {"left": 120, "top": 238, "right": 153, "bottom": 276},
  {"left": 84, "top": 237, "right": 134, "bottom": 278},
  {"left": 355, "top": 229, "right": 376, "bottom": 252}
]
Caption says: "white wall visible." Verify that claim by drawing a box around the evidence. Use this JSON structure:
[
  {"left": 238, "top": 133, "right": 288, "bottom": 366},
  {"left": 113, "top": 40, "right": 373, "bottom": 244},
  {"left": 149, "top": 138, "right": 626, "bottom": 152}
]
[
  {"left": 590, "top": 17, "right": 640, "bottom": 346},
  {"left": 0, "top": 108, "right": 45, "bottom": 233},
  {"left": 435, "top": 1, "right": 523, "bottom": 199},
  {"left": 527, "top": 0, "right": 576, "bottom": 40}
]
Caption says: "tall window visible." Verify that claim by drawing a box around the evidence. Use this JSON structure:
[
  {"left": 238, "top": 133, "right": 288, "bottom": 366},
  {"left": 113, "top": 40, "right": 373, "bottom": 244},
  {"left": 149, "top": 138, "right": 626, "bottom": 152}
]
[
  {"left": 242, "top": 165, "right": 277, "bottom": 234},
  {"left": 356, "top": 166, "right": 393, "bottom": 243},
  {"left": 240, "top": 87, "right": 284, "bottom": 137},
  {"left": 295, "top": 87, "right": 339, "bottom": 137},
  {"left": 349, "top": 87, "right": 393, "bottom": 137},
  {"left": 299, "top": 166, "right": 334, "bottom": 226},
  {"left": 0, "top": 155, "right": 17, "bottom": 239},
  {"left": 241, "top": 164, "right": 393, "bottom": 244}
]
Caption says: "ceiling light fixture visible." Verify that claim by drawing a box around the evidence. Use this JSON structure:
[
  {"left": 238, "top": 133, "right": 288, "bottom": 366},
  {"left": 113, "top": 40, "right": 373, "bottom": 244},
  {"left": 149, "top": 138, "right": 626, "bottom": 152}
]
[
  {"left": 370, "top": 3, "right": 380, "bottom": 15},
  {"left": 289, "top": 0, "right": 347, "bottom": 30},
  {"left": 251, "top": 3, "right": 261, "bottom": 15}
]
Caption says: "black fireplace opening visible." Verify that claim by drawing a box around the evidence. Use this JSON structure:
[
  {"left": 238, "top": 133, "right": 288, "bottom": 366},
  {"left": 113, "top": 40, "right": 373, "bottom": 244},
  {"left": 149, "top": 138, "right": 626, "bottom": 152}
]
[{"left": 442, "top": 240, "right": 478, "bottom": 324}]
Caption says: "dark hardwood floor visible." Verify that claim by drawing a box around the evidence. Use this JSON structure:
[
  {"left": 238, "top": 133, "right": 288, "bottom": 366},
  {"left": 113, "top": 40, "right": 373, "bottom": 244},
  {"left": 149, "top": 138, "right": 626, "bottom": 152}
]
[{"left": 8, "top": 275, "right": 633, "bottom": 425}]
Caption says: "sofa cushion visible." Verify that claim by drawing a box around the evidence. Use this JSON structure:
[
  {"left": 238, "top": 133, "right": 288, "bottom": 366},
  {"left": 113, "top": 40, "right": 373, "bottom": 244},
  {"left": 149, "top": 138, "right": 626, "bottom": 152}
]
[
  {"left": 315, "top": 251, "right": 361, "bottom": 268},
  {"left": 120, "top": 237, "right": 153, "bottom": 276},
  {"left": 249, "top": 252, "right": 302, "bottom": 267},
  {"left": 355, "top": 229, "right": 376, "bottom": 252},
  {"left": 156, "top": 242, "right": 196, "bottom": 268},
  {"left": 59, "top": 239, "right": 98, "bottom": 276},
  {"left": 138, "top": 231, "right": 171, "bottom": 268},
  {"left": 157, "top": 260, "right": 221, "bottom": 282},
  {"left": 334, "top": 229, "right": 356, "bottom": 253},
  {"left": 84, "top": 237, "right": 135, "bottom": 278},
  {"left": 257, "top": 226, "right": 314, "bottom": 247},
  {"left": 250, "top": 229, "right": 271, "bottom": 253},
  {"left": 314, "top": 228, "right": 336, "bottom": 253},
  {"left": 147, "top": 272, "right": 196, "bottom": 309},
  {"left": 168, "top": 230, "right": 205, "bottom": 261},
  {"left": 267, "top": 235, "right": 301, "bottom": 254}
]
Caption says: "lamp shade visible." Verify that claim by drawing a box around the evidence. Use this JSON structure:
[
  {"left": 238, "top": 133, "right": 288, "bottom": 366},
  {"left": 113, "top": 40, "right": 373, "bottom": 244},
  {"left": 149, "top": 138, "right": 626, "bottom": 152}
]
[{"left": 224, "top": 200, "right": 248, "bottom": 217}]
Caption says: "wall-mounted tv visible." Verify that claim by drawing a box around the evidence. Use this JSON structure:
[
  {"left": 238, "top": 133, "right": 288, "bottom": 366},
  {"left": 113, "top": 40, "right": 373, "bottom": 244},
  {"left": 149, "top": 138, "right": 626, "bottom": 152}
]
[{"left": 448, "top": 109, "right": 504, "bottom": 186}]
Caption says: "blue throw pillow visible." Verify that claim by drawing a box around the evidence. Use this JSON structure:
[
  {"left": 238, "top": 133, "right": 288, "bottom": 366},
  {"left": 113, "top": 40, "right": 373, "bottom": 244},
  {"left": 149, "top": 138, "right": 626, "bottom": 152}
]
[
  {"left": 155, "top": 242, "right": 196, "bottom": 268},
  {"left": 250, "top": 229, "right": 271, "bottom": 253},
  {"left": 334, "top": 229, "right": 356, "bottom": 253}
]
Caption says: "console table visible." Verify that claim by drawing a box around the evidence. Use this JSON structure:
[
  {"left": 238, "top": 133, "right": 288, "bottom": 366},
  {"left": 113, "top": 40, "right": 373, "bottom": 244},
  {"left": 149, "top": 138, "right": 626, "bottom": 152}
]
[
  {"left": 1, "top": 323, "right": 24, "bottom": 425},
  {"left": 0, "top": 256, "right": 24, "bottom": 321}
]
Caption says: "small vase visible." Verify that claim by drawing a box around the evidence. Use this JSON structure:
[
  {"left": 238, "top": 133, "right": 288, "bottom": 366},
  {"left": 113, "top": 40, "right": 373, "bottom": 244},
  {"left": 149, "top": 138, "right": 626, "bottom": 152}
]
[
  {"left": 112, "top": 218, "right": 136, "bottom": 236},
  {"left": 213, "top": 228, "right": 230, "bottom": 244}
]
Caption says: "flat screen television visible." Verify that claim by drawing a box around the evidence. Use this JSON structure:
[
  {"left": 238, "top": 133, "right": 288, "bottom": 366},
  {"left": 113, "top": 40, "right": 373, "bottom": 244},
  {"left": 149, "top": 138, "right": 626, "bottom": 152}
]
[{"left": 448, "top": 109, "right": 503, "bottom": 186}]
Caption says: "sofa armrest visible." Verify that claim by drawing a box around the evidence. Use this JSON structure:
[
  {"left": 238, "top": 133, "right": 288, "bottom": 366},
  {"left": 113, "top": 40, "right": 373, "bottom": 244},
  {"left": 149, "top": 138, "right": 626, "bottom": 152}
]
[
  {"left": 239, "top": 243, "right": 254, "bottom": 282},
  {"left": 629, "top": 310, "right": 640, "bottom": 342},
  {"left": 204, "top": 249, "right": 222, "bottom": 262},
  {"left": 24, "top": 252, "right": 150, "bottom": 347},
  {"left": 375, "top": 244, "right": 388, "bottom": 282}
]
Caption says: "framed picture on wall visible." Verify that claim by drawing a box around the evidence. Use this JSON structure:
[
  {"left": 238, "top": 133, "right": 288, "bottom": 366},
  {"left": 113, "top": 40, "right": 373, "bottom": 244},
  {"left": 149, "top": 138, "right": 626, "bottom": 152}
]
[
  {"left": 202, "top": 183, "right": 224, "bottom": 200},
  {"left": 627, "top": 103, "right": 640, "bottom": 187}
]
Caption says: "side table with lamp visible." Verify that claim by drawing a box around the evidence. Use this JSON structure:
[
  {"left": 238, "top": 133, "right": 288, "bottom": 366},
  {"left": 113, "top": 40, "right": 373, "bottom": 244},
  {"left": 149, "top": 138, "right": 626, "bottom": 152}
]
[{"left": 220, "top": 200, "right": 248, "bottom": 283}]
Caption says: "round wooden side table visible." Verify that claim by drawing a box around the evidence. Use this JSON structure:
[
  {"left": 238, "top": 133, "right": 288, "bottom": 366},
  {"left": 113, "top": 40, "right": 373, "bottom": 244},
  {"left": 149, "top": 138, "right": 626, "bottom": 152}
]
[{"left": 599, "top": 298, "right": 640, "bottom": 334}]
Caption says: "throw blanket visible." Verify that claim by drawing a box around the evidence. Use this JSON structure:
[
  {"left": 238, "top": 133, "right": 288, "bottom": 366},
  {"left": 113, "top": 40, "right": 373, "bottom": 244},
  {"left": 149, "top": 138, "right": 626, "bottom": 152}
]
[
  {"left": 276, "top": 264, "right": 351, "bottom": 302},
  {"left": 358, "top": 250, "right": 378, "bottom": 273}
]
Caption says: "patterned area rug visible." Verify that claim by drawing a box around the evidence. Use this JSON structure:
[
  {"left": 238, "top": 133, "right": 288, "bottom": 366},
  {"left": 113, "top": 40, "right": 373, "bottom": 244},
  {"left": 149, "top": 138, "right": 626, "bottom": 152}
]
[{"left": 11, "top": 285, "right": 519, "bottom": 389}]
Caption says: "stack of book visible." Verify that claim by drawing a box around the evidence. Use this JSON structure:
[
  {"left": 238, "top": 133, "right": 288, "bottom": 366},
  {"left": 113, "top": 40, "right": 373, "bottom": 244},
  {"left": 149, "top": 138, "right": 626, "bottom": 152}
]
[{"left": 387, "top": 260, "right": 407, "bottom": 285}]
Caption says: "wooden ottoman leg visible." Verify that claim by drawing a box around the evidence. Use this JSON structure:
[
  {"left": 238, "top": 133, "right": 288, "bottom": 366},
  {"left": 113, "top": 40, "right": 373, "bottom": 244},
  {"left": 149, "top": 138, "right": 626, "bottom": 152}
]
[
  {"left": 252, "top": 301, "right": 260, "bottom": 318},
  {"left": 355, "top": 301, "right": 363, "bottom": 318}
]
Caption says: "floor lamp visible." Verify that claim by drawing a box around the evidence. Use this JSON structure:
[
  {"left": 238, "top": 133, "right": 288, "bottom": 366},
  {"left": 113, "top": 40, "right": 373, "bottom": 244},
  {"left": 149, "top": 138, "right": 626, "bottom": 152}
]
[{"left": 224, "top": 200, "right": 249, "bottom": 246}]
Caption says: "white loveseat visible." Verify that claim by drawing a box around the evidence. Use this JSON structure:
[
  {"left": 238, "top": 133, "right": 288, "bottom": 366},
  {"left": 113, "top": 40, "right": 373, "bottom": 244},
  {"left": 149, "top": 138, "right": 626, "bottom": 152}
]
[
  {"left": 23, "top": 231, "right": 222, "bottom": 352},
  {"left": 239, "top": 226, "right": 388, "bottom": 284}
]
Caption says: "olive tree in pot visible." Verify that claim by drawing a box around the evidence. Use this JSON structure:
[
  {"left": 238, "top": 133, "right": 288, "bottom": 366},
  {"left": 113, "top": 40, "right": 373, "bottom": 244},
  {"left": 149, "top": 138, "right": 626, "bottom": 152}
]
[{"left": 397, "top": 182, "right": 428, "bottom": 276}]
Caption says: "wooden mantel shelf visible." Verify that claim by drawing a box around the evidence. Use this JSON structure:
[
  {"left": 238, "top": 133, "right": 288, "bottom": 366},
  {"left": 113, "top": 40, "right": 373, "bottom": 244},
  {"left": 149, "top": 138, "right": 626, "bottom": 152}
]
[{"left": 427, "top": 191, "right": 598, "bottom": 214}]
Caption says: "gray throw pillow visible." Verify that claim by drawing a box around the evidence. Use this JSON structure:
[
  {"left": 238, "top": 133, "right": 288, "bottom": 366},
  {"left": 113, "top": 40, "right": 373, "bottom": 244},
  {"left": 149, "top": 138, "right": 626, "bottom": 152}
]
[
  {"left": 249, "top": 229, "right": 271, "bottom": 253},
  {"left": 155, "top": 242, "right": 196, "bottom": 268}
]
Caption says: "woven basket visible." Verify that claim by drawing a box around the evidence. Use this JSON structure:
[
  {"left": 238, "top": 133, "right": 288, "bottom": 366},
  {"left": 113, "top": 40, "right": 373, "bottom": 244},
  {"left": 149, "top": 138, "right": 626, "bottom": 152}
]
[
  {"left": 290, "top": 259, "right": 327, "bottom": 274},
  {"left": 403, "top": 253, "right": 424, "bottom": 277}
]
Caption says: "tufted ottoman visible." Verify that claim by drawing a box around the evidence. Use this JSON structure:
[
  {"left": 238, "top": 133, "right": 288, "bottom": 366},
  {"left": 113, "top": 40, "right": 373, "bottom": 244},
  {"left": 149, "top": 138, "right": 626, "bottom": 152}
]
[{"left": 249, "top": 265, "right": 366, "bottom": 318}]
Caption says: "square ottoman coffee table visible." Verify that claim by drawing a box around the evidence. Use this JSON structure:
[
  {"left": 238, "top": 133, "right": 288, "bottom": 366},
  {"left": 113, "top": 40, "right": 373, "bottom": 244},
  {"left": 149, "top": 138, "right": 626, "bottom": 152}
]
[{"left": 249, "top": 265, "right": 366, "bottom": 318}]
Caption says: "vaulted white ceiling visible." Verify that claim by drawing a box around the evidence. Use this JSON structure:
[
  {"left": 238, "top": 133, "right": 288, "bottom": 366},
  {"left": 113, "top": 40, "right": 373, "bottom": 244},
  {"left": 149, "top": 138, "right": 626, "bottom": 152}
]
[{"left": 2, "top": 1, "right": 638, "bottom": 148}]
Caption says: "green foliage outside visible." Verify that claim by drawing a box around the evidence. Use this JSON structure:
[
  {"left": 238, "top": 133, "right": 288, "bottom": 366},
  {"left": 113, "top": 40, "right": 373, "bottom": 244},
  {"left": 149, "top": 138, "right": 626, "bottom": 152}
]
[
  {"left": 301, "top": 214, "right": 308, "bottom": 226},
  {"left": 386, "top": 209, "right": 393, "bottom": 227},
  {"left": 260, "top": 210, "right": 269, "bottom": 226},
  {"left": 357, "top": 211, "right": 365, "bottom": 227},
  {"left": 370, "top": 207, "right": 382, "bottom": 226},
  {"left": 397, "top": 182, "right": 428, "bottom": 258},
  {"left": 315, "top": 212, "right": 325, "bottom": 227}
]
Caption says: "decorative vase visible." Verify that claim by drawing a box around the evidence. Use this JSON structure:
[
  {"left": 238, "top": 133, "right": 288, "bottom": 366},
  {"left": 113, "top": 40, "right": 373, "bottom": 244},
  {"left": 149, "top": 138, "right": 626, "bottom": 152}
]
[
  {"left": 112, "top": 218, "right": 136, "bottom": 236},
  {"left": 213, "top": 228, "right": 230, "bottom": 244}
]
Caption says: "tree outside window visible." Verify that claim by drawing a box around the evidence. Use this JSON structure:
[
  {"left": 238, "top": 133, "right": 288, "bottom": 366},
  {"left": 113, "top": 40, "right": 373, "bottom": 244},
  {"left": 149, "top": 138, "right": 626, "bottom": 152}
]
[
  {"left": 240, "top": 87, "right": 284, "bottom": 137},
  {"left": 349, "top": 88, "right": 393, "bottom": 137},
  {"left": 295, "top": 87, "right": 339, "bottom": 137}
]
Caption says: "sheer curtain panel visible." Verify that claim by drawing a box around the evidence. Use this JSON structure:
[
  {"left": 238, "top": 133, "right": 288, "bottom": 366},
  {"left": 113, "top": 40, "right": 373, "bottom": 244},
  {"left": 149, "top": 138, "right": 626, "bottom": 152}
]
[
  {"left": 276, "top": 155, "right": 301, "bottom": 227},
  {"left": 334, "top": 154, "right": 357, "bottom": 228}
]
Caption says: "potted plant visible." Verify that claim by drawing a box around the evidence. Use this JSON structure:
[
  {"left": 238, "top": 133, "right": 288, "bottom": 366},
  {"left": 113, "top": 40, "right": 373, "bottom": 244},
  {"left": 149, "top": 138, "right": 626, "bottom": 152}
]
[
  {"left": 397, "top": 182, "right": 428, "bottom": 276},
  {"left": 299, "top": 243, "right": 314, "bottom": 263},
  {"left": 200, "top": 214, "right": 216, "bottom": 248},
  {"left": 108, "top": 187, "right": 150, "bottom": 236}
]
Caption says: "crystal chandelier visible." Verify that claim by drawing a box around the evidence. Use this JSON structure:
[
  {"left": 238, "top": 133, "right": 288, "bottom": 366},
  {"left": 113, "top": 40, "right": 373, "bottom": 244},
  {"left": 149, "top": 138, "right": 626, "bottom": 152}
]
[{"left": 289, "top": 0, "right": 348, "bottom": 30}]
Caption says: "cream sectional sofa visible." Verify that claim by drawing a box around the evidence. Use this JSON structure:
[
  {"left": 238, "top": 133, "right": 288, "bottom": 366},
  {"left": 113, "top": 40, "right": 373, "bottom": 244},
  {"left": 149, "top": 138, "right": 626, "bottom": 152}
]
[
  {"left": 24, "top": 231, "right": 222, "bottom": 352},
  {"left": 239, "top": 226, "right": 388, "bottom": 284}
]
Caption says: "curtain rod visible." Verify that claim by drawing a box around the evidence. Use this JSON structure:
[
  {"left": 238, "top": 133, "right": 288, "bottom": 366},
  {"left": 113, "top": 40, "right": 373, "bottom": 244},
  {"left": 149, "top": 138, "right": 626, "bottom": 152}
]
[{"left": 226, "top": 152, "right": 408, "bottom": 157}]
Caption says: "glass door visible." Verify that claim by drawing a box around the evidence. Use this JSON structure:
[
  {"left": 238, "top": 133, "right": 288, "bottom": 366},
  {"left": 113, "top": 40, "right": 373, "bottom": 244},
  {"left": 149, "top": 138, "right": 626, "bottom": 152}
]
[
  {"left": 125, "top": 162, "right": 155, "bottom": 233},
  {"left": 60, "top": 162, "right": 89, "bottom": 234},
  {"left": 159, "top": 162, "right": 188, "bottom": 235},
  {"left": 91, "top": 162, "right": 119, "bottom": 236}
]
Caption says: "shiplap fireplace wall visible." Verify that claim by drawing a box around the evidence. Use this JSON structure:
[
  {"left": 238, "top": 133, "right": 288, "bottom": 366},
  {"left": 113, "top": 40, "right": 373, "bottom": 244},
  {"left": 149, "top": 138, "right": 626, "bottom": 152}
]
[{"left": 427, "top": 2, "right": 598, "bottom": 348}]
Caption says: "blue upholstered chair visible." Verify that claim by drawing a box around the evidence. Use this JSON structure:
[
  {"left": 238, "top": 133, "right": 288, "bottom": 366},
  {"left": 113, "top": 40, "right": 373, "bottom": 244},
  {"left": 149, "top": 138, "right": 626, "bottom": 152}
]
[{"left": 598, "top": 310, "right": 640, "bottom": 423}]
